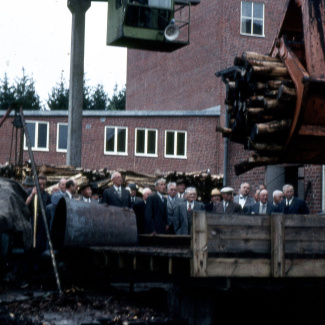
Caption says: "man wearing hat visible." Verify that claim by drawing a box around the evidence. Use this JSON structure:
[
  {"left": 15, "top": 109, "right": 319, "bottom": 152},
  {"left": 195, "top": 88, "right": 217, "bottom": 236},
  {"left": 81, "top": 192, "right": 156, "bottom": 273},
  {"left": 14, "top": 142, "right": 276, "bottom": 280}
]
[
  {"left": 22, "top": 176, "right": 34, "bottom": 191},
  {"left": 79, "top": 183, "right": 93, "bottom": 203},
  {"left": 215, "top": 187, "right": 242, "bottom": 214},
  {"left": 205, "top": 188, "right": 222, "bottom": 213},
  {"left": 128, "top": 183, "right": 141, "bottom": 208}
]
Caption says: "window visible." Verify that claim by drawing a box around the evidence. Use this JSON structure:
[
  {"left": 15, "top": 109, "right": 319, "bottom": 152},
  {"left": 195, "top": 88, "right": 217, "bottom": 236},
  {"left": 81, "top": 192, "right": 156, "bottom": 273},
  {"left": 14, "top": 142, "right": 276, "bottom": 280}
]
[
  {"left": 104, "top": 126, "right": 128, "bottom": 155},
  {"left": 24, "top": 121, "right": 49, "bottom": 151},
  {"left": 165, "top": 130, "right": 187, "bottom": 159},
  {"left": 241, "top": 1, "right": 264, "bottom": 37},
  {"left": 56, "top": 123, "right": 68, "bottom": 152},
  {"left": 135, "top": 128, "right": 158, "bottom": 157}
]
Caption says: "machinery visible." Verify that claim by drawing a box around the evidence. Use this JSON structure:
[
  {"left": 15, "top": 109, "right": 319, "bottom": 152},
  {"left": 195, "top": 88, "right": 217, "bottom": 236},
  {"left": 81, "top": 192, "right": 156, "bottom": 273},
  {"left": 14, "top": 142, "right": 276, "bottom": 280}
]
[
  {"left": 216, "top": 0, "right": 325, "bottom": 175},
  {"left": 107, "top": 0, "right": 200, "bottom": 52}
]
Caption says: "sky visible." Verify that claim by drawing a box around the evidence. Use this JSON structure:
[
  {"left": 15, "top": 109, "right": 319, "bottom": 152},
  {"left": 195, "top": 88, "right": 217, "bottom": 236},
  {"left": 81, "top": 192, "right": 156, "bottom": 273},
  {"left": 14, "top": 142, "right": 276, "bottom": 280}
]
[{"left": 0, "top": 0, "right": 127, "bottom": 109}]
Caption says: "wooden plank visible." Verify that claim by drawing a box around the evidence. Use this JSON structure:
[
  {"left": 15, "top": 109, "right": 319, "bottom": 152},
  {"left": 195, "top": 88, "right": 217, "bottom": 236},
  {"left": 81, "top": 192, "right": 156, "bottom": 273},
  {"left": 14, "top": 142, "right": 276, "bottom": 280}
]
[
  {"left": 271, "top": 214, "right": 285, "bottom": 277},
  {"left": 204, "top": 258, "right": 325, "bottom": 278},
  {"left": 284, "top": 215, "right": 325, "bottom": 227},
  {"left": 207, "top": 239, "right": 270, "bottom": 254},
  {"left": 284, "top": 228, "right": 325, "bottom": 241},
  {"left": 284, "top": 241, "right": 325, "bottom": 255},
  {"left": 208, "top": 225, "right": 271, "bottom": 241},
  {"left": 206, "top": 214, "right": 270, "bottom": 227},
  {"left": 205, "top": 258, "right": 271, "bottom": 277},
  {"left": 191, "top": 211, "right": 208, "bottom": 276}
]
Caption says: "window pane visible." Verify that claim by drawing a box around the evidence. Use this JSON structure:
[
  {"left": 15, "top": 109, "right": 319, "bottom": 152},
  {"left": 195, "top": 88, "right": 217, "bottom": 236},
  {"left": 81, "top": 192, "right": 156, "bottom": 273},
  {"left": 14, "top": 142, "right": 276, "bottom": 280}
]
[
  {"left": 136, "top": 129, "right": 145, "bottom": 153},
  {"left": 37, "top": 123, "right": 48, "bottom": 148},
  {"left": 241, "top": 18, "right": 251, "bottom": 34},
  {"left": 253, "top": 20, "right": 263, "bottom": 35},
  {"left": 26, "top": 122, "right": 35, "bottom": 148},
  {"left": 253, "top": 3, "right": 263, "bottom": 19},
  {"left": 106, "top": 128, "right": 115, "bottom": 152},
  {"left": 242, "top": 1, "right": 252, "bottom": 17},
  {"left": 58, "top": 124, "right": 68, "bottom": 150},
  {"left": 117, "top": 128, "right": 126, "bottom": 153},
  {"left": 166, "top": 132, "right": 174, "bottom": 155},
  {"left": 147, "top": 130, "right": 156, "bottom": 154},
  {"left": 176, "top": 132, "right": 185, "bottom": 156}
]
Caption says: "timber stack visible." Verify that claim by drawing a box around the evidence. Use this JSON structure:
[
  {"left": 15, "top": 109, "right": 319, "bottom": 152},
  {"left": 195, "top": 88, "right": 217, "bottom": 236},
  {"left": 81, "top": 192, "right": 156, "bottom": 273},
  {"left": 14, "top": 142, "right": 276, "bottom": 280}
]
[{"left": 216, "top": 51, "right": 297, "bottom": 175}]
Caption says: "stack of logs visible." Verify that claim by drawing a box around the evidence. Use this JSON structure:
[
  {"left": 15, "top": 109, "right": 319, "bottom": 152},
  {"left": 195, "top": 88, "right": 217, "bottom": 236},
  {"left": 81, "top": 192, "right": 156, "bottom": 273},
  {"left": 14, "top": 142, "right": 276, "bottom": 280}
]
[
  {"left": 1, "top": 163, "right": 223, "bottom": 203},
  {"left": 216, "top": 51, "right": 297, "bottom": 175}
]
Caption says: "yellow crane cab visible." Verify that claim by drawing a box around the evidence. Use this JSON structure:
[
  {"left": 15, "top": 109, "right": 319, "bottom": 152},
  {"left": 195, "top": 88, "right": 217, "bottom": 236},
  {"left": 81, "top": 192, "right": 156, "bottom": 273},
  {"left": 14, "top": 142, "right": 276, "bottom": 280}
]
[{"left": 107, "top": 0, "right": 198, "bottom": 52}]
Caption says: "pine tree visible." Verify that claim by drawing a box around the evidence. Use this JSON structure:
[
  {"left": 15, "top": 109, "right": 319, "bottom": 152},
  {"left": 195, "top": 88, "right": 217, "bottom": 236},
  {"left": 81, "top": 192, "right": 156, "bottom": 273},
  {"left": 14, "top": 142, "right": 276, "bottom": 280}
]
[
  {"left": 89, "top": 84, "right": 108, "bottom": 110},
  {"left": 108, "top": 84, "right": 126, "bottom": 110},
  {"left": 0, "top": 73, "right": 15, "bottom": 111},
  {"left": 14, "top": 68, "right": 42, "bottom": 110},
  {"left": 47, "top": 74, "right": 69, "bottom": 110}
]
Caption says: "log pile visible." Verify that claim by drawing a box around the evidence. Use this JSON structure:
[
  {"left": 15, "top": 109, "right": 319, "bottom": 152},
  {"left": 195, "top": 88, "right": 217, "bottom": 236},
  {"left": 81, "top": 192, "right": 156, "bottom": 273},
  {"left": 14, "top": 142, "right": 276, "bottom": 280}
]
[
  {"left": 0, "top": 163, "right": 223, "bottom": 202},
  {"left": 216, "top": 51, "right": 297, "bottom": 175}
]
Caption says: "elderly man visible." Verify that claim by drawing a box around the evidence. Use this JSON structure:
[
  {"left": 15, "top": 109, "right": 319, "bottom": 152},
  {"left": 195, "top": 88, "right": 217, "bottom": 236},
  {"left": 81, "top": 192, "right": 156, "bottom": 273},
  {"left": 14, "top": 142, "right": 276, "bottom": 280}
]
[
  {"left": 272, "top": 190, "right": 284, "bottom": 208},
  {"left": 246, "top": 189, "right": 276, "bottom": 215},
  {"left": 64, "top": 179, "right": 77, "bottom": 199},
  {"left": 145, "top": 178, "right": 168, "bottom": 234},
  {"left": 102, "top": 171, "right": 131, "bottom": 208},
  {"left": 275, "top": 184, "right": 309, "bottom": 214},
  {"left": 234, "top": 182, "right": 255, "bottom": 210},
  {"left": 79, "top": 183, "right": 93, "bottom": 203},
  {"left": 205, "top": 188, "right": 222, "bottom": 213},
  {"left": 215, "top": 187, "right": 242, "bottom": 214},
  {"left": 166, "top": 182, "right": 182, "bottom": 234},
  {"left": 173, "top": 187, "right": 205, "bottom": 235},
  {"left": 133, "top": 187, "right": 152, "bottom": 234}
]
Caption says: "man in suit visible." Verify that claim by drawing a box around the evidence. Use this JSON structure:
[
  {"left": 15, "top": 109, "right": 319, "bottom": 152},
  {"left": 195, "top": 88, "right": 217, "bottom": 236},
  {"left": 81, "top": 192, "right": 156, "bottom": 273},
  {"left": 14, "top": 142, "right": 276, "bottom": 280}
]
[
  {"left": 145, "top": 178, "right": 168, "bottom": 234},
  {"left": 272, "top": 190, "right": 284, "bottom": 208},
  {"left": 64, "top": 179, "right": 77, "bottom": 199},
  {"left": 166, "top": 182, "right": 182, "bottom": 234},
  {"left": 133, "top": 187, "right": 152, "bottom": 234},
  {"left": 246, "top": 189, "right": 276, "bottom": 215},
  {"left": 128, "top": 183, "right": 142, "bottom": 208},
  {"left": 205, "top": 188, "right": 222, "bottom": 213},
  {"left": 215, "top": 187, "right": 242, "bottom": 214},
  {"left": 176, "top": 178, "right": 186, "bottom": 200},
  {"left": 102, "top": 171, "right": 131, "bottom": 208},
  {"left": 234, "top": 182, "right": 255, "bottom": 212},
  {"left": 275, "top": 184, "right": 309, "bottom": 214},
  {"left": 173, "top": 187, "right": 205, "bottom": 235},
  {"left": 79, "top": 183, "right": 95, "bottom": 203}
]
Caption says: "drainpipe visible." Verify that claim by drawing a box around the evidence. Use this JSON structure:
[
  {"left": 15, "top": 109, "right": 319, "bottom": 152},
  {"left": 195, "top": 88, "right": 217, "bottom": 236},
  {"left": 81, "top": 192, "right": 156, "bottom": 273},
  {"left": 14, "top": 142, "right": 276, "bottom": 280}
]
[{"left": 223, "top": 107, "right": 229, "bottom": 186}]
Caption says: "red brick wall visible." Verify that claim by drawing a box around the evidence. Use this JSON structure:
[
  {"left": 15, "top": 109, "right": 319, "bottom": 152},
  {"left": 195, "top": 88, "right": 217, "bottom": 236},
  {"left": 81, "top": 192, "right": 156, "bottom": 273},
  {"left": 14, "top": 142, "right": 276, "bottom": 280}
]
[{"left": 0, "top": 114, "right": 221, "bottom": 175}]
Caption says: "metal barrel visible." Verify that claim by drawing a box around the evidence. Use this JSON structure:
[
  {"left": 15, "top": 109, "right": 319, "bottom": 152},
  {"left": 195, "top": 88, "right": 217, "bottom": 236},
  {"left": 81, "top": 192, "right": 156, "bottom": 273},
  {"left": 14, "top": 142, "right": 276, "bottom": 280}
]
[{"left": 51, "top": 198, "right": 137, "bottom": 249}]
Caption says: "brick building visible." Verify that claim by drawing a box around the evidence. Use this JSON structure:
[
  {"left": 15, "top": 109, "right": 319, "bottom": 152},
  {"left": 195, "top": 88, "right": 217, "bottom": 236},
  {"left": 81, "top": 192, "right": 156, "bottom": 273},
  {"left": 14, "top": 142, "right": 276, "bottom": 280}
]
[{"left": 0, "top": 0, "right": 323, "bottom": 212}]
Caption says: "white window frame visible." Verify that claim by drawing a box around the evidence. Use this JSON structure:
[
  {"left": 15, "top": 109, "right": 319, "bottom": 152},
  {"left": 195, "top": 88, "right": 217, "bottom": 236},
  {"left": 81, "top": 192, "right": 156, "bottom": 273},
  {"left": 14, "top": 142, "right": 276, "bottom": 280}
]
[
  {"left": 24, "top": 121, "right": 49, "bottom": 152},
  {"left": 240, "top": 1, "right": 265, "bottom": 37},
  {"left": 56, "top": 123, "right": 68, "bottom": 153},
  {"left": 104, "top": 126, "right": 128, "bottom": 155},
  {"left": 164, "top": 130, "right": 187, "bottom": 159},
  {"left": 135, "top": 128, "right": 158, "bottom": 157}
]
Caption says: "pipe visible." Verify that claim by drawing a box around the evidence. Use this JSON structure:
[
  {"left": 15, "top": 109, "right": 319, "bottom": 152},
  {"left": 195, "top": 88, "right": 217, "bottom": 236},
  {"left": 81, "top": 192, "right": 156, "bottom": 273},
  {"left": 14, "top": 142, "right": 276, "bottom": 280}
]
[{"left": 51, "top": 198, "right": 138, "bottom": 249}]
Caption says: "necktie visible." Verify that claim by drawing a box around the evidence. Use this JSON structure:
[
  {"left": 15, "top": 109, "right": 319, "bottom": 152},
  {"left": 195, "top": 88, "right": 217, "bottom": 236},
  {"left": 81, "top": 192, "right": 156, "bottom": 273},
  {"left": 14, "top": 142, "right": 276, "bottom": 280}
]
[
  {"left": 188, "top": 204, "right": 191, "bottom": 212},
  {"left": 224, "top": 203, "right": 228, "bottom": 212},
  {"left": 118, "top": 187, "right": 121, "bottom": 197}
]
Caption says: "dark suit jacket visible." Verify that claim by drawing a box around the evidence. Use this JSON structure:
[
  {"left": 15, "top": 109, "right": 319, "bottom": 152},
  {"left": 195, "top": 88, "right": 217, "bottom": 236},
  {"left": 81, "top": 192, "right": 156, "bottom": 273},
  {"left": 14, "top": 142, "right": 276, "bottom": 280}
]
[
  {"left": 101, "top": 186, "right": 131, "bottom": 208},
  {"left": 130, "top": 196, "right": 142, "bottom": 209},
  {"left": 234, "top": 195, "right": 255, "bottom": 209},
  {"left": 145, "top": 193, "right": 167, "bottom": 234},
  {"left": 133, "top": 199, "right": 146, "bottom": 234},
  {"left": 246, "top": 201, "right": 276, "bottom": 215},
  {"left": 275, "top": 197, "right": 309, "bottom": 214},
  {"left": 215, "top": 201, "right": 243, "bottom": 214},
  {"left": 173, "top": 201, "right": 205, "bottom": 235}
]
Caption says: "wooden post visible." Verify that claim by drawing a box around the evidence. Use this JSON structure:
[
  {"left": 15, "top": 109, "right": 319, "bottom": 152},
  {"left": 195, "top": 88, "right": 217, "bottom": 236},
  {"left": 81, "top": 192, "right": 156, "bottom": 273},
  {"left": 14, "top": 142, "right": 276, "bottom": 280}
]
[
  {"left": 191, "top": 210, "right": 207, "bottom": 277},
  {"left": 271, "top": 214, "right": 285, "bottom": 277}
]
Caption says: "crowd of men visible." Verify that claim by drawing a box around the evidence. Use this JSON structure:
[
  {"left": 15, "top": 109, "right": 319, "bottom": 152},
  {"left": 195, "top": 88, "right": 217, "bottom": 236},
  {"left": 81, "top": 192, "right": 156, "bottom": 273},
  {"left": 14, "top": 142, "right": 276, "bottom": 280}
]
[{"left": 20, "top": 173, "right": 310, "bottom": 260}]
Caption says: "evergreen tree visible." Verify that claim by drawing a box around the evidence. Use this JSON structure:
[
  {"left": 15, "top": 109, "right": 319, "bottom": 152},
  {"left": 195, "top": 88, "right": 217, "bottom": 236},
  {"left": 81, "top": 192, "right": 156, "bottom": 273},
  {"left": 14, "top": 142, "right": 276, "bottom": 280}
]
[
  {"left": 0, "top": 73, "right": 15, "bottom": 111},
  {"left": 14, "top": 68, "right": 42, "bottom": 110},
  {"left": 89, "top": 84, "right": 108, "bottom": 110},
  {"left": 83, "top": 78, "right": 92, "bottom": 110},
  {"left": 108, "top": 84, "right": 126, "bottom": 110},
  {"left": 47, "top": 74, "right": 69, "bottom": 110}
]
